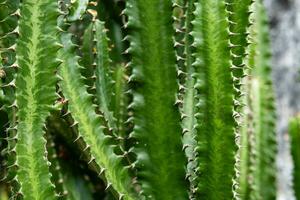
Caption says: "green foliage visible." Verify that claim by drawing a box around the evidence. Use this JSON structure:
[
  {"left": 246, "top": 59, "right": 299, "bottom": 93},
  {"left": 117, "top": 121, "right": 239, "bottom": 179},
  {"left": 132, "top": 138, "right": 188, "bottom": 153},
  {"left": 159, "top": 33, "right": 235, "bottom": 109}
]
[{"left": 0, "top": 0, "right": 279, "bottom": 200}]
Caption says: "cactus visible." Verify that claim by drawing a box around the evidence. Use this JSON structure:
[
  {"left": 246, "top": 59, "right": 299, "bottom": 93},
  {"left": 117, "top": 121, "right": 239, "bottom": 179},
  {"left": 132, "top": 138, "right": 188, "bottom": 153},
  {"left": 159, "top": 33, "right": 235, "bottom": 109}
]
[
  {"left": 0, "top": 0, "right": 279, "bottom": 199},
  {"left": 289, "top": 116, "right": 300, "bottom": 200},
  {"left": 0, "top": 1, "right": 19, "bottom": 187},
  {"left": 239, "top": 0, "right": 277, "bottom": 199},
  {"left": 13, "top": 0, "right": 61, "bottom": 199},
  {"left": 191, "top": 0, "right": 237, "bottom": 199}
]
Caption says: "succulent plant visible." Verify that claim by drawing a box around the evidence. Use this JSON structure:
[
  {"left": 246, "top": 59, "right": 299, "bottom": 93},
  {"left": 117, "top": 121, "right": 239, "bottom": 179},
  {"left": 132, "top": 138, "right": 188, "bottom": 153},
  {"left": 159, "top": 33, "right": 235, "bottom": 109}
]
[
  {"left": 0, "top": 0, "right": 278, "bottom": 199},
  {"left": 238, "top": 1, "right": 277, "bottom": 199}
]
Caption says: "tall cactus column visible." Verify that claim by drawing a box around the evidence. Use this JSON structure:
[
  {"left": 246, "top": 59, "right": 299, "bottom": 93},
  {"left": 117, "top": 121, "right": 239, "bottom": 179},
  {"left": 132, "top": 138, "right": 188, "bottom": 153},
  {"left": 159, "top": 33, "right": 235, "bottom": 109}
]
[
  {"left": 14, "top": 0, "right": 61, "bottom": 199},
  {"left": 239, "top": 0, "right": 277, "bottom": 199},
  {"left": 124, "top": 1, "right": 189, "bottom": 199},
  {"left": 191, "top": 0, "right": 237, "bottom": 199}
]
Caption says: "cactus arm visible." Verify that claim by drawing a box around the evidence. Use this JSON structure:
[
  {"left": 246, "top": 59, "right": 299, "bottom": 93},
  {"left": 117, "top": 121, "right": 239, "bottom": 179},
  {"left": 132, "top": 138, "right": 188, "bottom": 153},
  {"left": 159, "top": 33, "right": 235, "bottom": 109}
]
[
  {"left": 80, "top": 23, "right": 95, "bottom": 92},
  {"left": 225, "top": 0, "right": 254, "bottom": 197},
  {"left": 96, "top": 0, "right": 126, "bottom": 64},
  {"left": 192, "top": 1, "right": 236, "bottom": 199},
  {"left": 124, "top": 0, "right": 188, "bottom": 199},
  {"left": 59, "top": 33, "right": 136, "bottom": 200},
  {"left": 81, "top": 18, "right": 117, "bottom": 132},
  {"left": 14, "top": 0, "right": 61, "bottom": 199},
  {"left": 247, "top": 1, "right": 277, "bottom": 199},
  {"left": 289, "top": 116, "right": 300, "bottom": 200},
  {"left": 93, "top": 20, "right": 116, "bottom": 131},
  {"left": 172, "top": 0, "right": 199, "bottom": 197}
]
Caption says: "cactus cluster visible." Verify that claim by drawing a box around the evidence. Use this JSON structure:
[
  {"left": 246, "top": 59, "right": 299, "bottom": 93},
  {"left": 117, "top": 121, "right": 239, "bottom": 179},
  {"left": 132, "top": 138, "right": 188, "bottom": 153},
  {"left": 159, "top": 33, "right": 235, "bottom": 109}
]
[{"left": 0, "top": 0, "right": 278, "bottom": 200}]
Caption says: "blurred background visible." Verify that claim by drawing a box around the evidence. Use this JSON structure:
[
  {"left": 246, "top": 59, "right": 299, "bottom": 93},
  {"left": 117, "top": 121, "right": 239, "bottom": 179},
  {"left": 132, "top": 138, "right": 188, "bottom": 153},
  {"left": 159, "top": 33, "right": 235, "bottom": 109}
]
[{"left": 265, "top": 0, "right": 300, "bottom": 199}]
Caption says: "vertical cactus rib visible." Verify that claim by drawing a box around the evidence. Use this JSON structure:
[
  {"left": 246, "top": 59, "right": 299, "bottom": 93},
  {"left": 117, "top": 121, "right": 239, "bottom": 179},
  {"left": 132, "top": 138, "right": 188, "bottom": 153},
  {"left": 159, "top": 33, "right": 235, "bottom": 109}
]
[
  {"left": 226, "top": 0, "right": 253, "bottom": 80},
  {"left": 80, "top": 14, "right": 127, "bottom": 144},
  {"left": 225, "top": 0, "right": 254, "bottom": 197},
  {"left": 14, "top": 0, "right": 61, "bottom": 199},
  {"left": 247, "top": 1, "right": 277, "bottom": 199},
  {"left": 124, "top": 0, "right": 188, "bottom": 199},
  {"left": 80, "top": 15, "right": 117, "bottom": 133},
  {"left": 289, "top": 116, "right": 300, "bottom": 200},
  {"left": 58, "top": 33, "right": 136, "bottom": 200},
  {"left": 172, "top": 0, "right": 198, "bottom": 197},
  {"left": 96, "top": 0, "right": 126, "bottom": 65},
  {"left": 112, "top": 64, "right": 128, "bottom": 138},
  {"left": 80, "top": 23, "right": 95, "bottom": 93},
  {"left": 192, "top": 0, "right": 236, "bottom": 199},
  {"left": 93, "top": 20, "right": 116, "bottom": 132}
]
